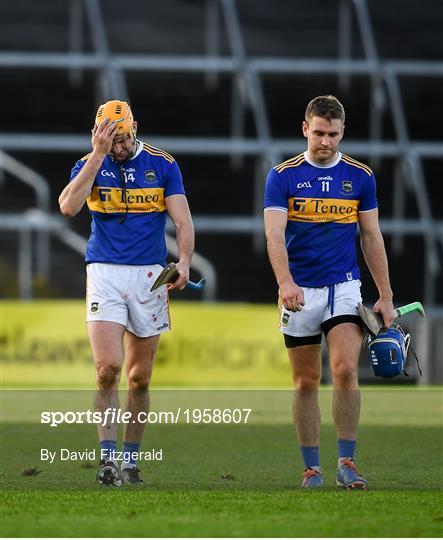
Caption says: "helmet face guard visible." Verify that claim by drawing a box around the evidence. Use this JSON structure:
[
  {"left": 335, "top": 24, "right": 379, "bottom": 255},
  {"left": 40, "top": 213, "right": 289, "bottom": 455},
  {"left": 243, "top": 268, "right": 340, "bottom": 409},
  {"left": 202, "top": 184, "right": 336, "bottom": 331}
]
[
  {"left": 95, "top": 100, "right": 134, "bottom": 136},
  {"left": 367, "top": 324, "right": 411, "bottom": 378}
]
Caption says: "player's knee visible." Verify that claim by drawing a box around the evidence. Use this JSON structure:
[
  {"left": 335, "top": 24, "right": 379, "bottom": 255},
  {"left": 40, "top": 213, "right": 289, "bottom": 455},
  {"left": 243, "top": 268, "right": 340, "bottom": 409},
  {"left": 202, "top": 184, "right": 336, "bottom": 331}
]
[
  {"left": 127, "top": 370, "right": 150, "bottom": 391},
  {"left": 331, "top": 360, "right": 357, "bottom": 387},
  {"left": 294, "top": 371, "right": 320, "bottom": 391},
  {"left": 96, "top": 364, "right": 121, "bottom": 389}
]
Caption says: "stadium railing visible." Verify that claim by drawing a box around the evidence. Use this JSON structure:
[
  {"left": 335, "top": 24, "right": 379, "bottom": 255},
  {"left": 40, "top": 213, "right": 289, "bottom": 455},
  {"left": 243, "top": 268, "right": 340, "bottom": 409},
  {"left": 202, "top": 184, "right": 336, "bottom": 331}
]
[
  {"left": 0, "top": 151, "right": 51, "bottom": 279},
  {"left": 1, "top": 0, "right": 442, "bottom": 307},
  {"left": 0, "top": 153, "right": 216, "bottom": 301},
  {"left": 1, "top": 0, "right": 442, "bottom": 380}
]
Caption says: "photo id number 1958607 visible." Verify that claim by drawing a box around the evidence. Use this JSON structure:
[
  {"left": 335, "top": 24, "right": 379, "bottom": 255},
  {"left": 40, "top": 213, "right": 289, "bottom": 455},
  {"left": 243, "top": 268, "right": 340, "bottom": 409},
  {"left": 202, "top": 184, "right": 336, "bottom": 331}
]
[{"left": 182, "top": 408, "right": 252, "bottom": 424}]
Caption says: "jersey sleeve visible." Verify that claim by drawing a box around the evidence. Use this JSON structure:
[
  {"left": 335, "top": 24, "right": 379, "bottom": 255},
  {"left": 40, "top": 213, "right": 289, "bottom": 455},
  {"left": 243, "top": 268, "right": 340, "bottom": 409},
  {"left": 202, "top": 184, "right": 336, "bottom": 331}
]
[
  {"left": 263, "top": 168, "right": 288, "bottom": 211},
  {"left": 164, "top": 160, "right": 186, "bottom": 197},
  {"left": 359, "top": 172, "right": 378, "bottom": 212},
  {"left": 69, "top": 159, "right": 86, "bottom": 181}
]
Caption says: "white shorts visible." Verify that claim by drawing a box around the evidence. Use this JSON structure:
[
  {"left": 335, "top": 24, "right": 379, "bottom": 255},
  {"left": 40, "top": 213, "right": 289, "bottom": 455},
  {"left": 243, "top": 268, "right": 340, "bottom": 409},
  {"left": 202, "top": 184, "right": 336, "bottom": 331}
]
[
  {"left": 279, "top": 279, "right": 362, "bottom": 337},
  {"left": 86, "top": 263, "right": 170, "bottom": 338}
]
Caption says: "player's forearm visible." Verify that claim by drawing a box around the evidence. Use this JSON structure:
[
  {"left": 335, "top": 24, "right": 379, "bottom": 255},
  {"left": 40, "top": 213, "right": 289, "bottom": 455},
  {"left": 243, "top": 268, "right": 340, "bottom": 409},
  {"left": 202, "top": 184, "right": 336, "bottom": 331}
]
[
  {"left": 266, "top": 236, "right": 294, "bottom": 287},
  {"left": 175, "top": 217, "right": 195, "bottom": 265},
  {"left": 59, "top": 152, "right": 105, "bottom": 217},
  {"left": 361, "top": 231, "right": 393, "bottom": 299}
]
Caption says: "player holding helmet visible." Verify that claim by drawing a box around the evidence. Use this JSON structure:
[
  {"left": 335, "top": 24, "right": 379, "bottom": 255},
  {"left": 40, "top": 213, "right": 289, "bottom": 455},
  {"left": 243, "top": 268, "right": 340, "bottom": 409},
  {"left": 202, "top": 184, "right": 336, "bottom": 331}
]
[
  {"left": 264, "top": 95, "right": 394, "bottom": 490},
  {"left": 59, "top": 100, "right": 194, "bottom": 485}
]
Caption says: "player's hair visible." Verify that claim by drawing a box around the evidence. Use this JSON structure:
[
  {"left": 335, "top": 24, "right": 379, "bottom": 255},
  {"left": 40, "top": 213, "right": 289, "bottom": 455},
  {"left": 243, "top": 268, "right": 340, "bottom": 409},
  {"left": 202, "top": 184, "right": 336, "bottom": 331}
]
[{"left": 305, "top": 95, "right": 345, "bottom": 124}]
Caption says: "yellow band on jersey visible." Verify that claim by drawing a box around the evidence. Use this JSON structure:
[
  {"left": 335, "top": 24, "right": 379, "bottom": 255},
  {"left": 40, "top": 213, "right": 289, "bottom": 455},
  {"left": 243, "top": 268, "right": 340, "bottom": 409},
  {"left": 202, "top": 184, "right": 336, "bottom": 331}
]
[
  {"left": 87, "top": 186, "right": 166, "bottom": 213},
  {"left": 288, "top": 197, "right": 359, "bottom": 223}
]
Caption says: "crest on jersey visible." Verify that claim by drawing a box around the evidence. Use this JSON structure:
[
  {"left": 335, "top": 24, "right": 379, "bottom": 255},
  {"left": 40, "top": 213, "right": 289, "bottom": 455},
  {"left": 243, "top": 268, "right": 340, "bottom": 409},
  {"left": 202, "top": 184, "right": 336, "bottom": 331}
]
[
  {"left": 145, "top": 170, "right": 156, "bottom": 182},
  {"left": 90, "top": 302, "right": 99, "bottom": 314},
  {"left": 342, "top": 180, "right": 353, "bottom": 192},
  {"left": 281, "top": 313, "right": 290, "bottom": 327}
]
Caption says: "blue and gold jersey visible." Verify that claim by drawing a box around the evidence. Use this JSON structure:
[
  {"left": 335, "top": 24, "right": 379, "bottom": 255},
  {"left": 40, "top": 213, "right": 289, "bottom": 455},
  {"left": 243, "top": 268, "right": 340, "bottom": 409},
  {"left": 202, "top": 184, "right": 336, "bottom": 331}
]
[
  {"left": 70, "top": 140, "right": 186, "bottom": 265},
  {"left": 264, "top": 151, "right": 377, "bottom": 287}
]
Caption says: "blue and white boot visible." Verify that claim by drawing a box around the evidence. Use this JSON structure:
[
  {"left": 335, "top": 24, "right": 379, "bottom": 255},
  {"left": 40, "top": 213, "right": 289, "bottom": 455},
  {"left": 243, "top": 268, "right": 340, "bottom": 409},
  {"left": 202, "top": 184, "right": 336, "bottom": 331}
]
[
  {"left": 336, "top": 459, "right": 368, "bottom": 490},
  {"left": 301, "top": 467, "right": 323, "bottom": 488}
]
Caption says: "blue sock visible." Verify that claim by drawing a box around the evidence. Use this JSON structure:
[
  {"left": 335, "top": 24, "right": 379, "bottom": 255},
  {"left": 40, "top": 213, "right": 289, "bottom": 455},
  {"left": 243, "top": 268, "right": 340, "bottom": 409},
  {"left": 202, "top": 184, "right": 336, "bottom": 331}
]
[
  {"left": 300, "top": 446, "right": 320, "bottom": 469},
  {"left": 100, "top": 439, "right": 117, "bottom": 462},
  {"left": 337, "top": 438, "right": 356, "bottom": 460},
  {"left": 122, "top": 441, "right": 140, "bottom": 467}
]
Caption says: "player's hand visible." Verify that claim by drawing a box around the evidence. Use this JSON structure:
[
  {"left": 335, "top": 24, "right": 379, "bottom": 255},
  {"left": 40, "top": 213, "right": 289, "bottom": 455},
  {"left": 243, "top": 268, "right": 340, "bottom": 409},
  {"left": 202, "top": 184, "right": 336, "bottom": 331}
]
[
  {"left": 279, "top": 279, "right": 305, "bottom": 312},
  {"left": 167, "top": 260, "right": 190, "bottom": 291},
  {"left": 91, "top": 118, "right": 117, "bottom": 157},
  {"left": 373, "top": 297, "right": 394, "bottom": 328}
]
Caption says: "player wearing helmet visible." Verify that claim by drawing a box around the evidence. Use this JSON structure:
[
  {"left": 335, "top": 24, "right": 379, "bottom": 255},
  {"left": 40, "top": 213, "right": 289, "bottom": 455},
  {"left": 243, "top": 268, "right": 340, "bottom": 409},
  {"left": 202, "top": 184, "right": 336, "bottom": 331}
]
[
  {"left": 95, "top": 100, "right": 137, "bottom": 162},
  {"left": 59, "top": 100, "right": 195, "bottom": 486}
]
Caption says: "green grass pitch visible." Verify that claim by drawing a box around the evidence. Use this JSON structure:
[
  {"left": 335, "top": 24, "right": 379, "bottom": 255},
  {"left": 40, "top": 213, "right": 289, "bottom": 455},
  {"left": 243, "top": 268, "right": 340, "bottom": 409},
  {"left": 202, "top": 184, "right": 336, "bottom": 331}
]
[{"left": 1, "top": 389, "right": 442, "bottom": 537}]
